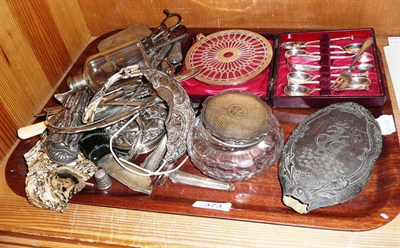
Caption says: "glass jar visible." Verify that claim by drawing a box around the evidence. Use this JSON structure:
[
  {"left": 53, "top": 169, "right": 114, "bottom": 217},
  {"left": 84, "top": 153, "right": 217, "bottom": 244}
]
[{"left": 187, "top": 91, "right": 283, "bottom": 182}]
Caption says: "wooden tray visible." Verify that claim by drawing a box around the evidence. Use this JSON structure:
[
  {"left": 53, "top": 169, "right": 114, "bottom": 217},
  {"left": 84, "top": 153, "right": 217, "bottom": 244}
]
[{"left": 5, "top": 29, "right": 400, "bottom": 231}]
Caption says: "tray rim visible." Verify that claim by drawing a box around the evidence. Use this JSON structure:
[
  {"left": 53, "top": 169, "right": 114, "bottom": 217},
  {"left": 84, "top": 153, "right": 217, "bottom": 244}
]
[{"left": 5, "top": 28, "right": 400, "bottom": 232}]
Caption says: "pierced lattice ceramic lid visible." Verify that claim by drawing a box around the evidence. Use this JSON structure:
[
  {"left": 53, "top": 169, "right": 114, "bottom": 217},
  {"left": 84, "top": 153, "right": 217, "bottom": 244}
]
[
  {"left": 201, "top": 91, "right": 272, "bottom": 144},
  {"left": 185, "top": 29, "right": 273, "bottom": 86}
]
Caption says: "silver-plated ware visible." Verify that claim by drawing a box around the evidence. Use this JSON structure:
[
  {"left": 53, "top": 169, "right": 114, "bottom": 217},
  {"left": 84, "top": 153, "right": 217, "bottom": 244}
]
[
  {"left": 287, "top": 62, "right": 374, "bottom": 72},
  {"left": 284, "top": 41, "right": 367, "bottom": 57},
  {"left": 67, "top": 9, "right": 186, "bottom": 93},
  {"left": 287, "top": 76, "right": 370, "bottom": 86},
  {"left": 285, "top": 50, "right": 373, "bottom": 63},
  {"left": 284, "top": 77, "right": 371, "bottom": 96},
  {"left": 287, "top": 71, "right": 368, "bottom": 84},
  {"left": 331, "top": 37, "right": 374, "bottom": 91},
  {"left": 45, "top": 87, "right": 91, "bottom": 165},
  {"left": 279, "top": 102, "right": 383, "bottom": 214},
  {"left": 281, "top": 36, "right": 353, "bottom": 49}
]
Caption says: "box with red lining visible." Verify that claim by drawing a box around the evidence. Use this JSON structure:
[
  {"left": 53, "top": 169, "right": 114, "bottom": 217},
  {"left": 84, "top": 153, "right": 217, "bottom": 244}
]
[
  {"left": 270, "top": 28, "right": 386, "bottom": 108},
  {"left": 179, "top": 29, "right": 277, "bottom": 103}
]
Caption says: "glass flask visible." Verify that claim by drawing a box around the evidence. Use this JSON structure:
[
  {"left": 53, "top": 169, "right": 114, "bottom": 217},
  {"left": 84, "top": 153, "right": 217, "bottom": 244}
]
[
  {"left": 67, "top": 9, "right": 185, "bottom": 92},
  {"left": 187, "top": 91, "right": 284, "bottom": 182},
  {"left": 67, "top": 39, "right": 146, "bottom": 92}
]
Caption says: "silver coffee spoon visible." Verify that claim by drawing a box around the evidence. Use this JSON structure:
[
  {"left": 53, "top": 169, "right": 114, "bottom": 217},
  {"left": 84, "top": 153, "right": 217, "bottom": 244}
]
[
  {"left": 287, "top": 71, "right": 369, "bottom": 84},
  {"left": 285, "top": 49, "right": 374, "bottom": 63},
  {"left": 284, "top": 84, "right": 321, "bottom": 96},
  {"left": 344, "top": 42, "right": 364, "bottom": 54},
  {"left": 288, "top": 62, "right": 374, "bottom": 72},
  {"left": 284, "top": 77, "right": 371, "bottom": 96},
  {"left": 288, "top": 76, "right": 370, "bottom": 85},
  {"left": 284, "top": 42, "right": 367, "bottom": 58},
  {"left": 281, "top": 35, "right": 354, "bottom": 50}
]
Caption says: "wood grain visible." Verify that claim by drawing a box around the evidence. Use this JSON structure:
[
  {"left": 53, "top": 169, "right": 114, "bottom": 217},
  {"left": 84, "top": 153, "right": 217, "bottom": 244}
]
[
  {"left": 0, "top": 0, "right": 399, "bottom": 174},
  {"left": 0, "top": 151, "right": 399, "bottom": 247},
  {"left": 7, "top": 0, "right": 71, "bottom": 85},
  {"left": 46, "top": 0, "right": 91, "bottom": 60},
  {"left": 4, "top": 31, "right": 399, "bottom": 232},
  {"left": 0, "top": 1, "right": 399, "bottom": 246},
  {"left": 77, "top": 0, "right": 400, "bottom": 37},
  {"left": 0, "top": 0, "right": 90, "bottom": 160}
]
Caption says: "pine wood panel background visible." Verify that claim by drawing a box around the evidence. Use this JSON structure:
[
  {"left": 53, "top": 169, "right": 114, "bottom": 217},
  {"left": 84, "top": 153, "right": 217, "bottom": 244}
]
[
  {"left": 0, "top": 0, "right": 90, "bottom": 160},
  {"left": 78, "top": 0, "right": 400, "bottom": 37},
  {"left": 0, "top": 0, "right": 399, "bottom": 161}
]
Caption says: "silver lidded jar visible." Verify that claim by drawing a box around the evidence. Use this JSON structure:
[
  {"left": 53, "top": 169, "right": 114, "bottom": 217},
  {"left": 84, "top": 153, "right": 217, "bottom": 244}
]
[{"left": 187, "top": 91, "right": 284, "bottom": 182}]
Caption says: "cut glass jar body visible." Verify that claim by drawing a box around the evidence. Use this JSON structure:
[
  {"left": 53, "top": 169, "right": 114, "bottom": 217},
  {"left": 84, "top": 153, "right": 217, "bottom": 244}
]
[{"left": 187, "top": 91, "right": 284, "bottom": 181}]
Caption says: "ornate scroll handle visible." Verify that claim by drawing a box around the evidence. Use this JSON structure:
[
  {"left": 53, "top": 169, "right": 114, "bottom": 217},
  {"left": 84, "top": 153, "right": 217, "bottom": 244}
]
[
  {"left": 82, "top": 65, "right": 142, "bottom": 124},
  {"left": 140, "top": 67, "right": 195, "bottom": 165}
]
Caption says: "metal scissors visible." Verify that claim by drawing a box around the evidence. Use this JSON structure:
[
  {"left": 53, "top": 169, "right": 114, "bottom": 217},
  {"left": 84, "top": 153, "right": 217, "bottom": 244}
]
[{"left": 144, "top": 9, "right": 185, "bottom": 47}]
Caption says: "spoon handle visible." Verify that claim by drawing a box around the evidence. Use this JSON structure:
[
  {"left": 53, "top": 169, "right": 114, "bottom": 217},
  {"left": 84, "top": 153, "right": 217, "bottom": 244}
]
[
  {"left": 302, "top": 45, "right": 344, "bottom": 50},
  {"left": 307, "top": 88, "right": 321, "bottom": 95},
  {"left": 291, "top": 80, "right": 337, "bottom": 85},
  {"left": 305, "top": 35, "right": 353, "bottom": 45},
  {"left": 289, "top": 53, "right": 371, "bottom": 62},
  {"left": 331, "top": 72, "right": 369, "bottom": 77},
  {"left": 310, "top": 50, "right": 355, "bottom": 55},
  {"left": 290, "top": 78, "right": 369, "bottom": 85},
  {"left": 350, "top": 37, "right": 374, "bottom": 69},
  {"left": 331, "top": 35, "right": 354, "bottom": 42}
]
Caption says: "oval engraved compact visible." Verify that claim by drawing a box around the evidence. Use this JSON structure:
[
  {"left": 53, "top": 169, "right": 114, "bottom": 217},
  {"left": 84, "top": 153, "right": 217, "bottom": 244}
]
[
  {"left": 187, "top": 91, "right": 284, "bottom": 181},
  {"left": 278, "top": 102, "right": 383, "bottom": 214}
]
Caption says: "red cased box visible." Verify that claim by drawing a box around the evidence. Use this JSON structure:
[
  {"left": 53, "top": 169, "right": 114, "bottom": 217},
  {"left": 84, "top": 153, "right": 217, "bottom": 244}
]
[
  {"left": 180, "top": 31, "right": 277, "bottom": 103},
  {"left": 270, "top": 28, "right": 386, "bottom": 108}
]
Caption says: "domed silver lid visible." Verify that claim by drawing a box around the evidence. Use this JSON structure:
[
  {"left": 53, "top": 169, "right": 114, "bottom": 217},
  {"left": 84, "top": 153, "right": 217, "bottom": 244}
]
[{"left": 200, "top": 91, "right": 273, "bottom": 146}]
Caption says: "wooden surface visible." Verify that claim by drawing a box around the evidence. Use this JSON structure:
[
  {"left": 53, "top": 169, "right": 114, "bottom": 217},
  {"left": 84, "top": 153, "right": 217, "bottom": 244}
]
[
  {"left": 0, "top": 0, "right": 400, "bottom": 163},
  {"left": 4, "top": 31, "right": 399, "bottom": 232},
  {"left": 0, "top": 0, "right": 399, "bottom": 163},
  {"left": 0, "top": 37, "right": 399, "bottom": 247},
  {"left": 0, "top": 0, "right": 90, "bottom": 160},
  {"left": 0, "top": 0, "right": 399, "bottom": 246},
  {"left": 78, "top": 0, "right": 400, "bottom": 37}
]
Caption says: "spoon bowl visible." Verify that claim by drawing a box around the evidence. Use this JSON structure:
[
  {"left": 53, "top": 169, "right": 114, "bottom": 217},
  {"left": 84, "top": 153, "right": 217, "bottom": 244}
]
[
  {"left": 284, "top": 77, "right": 371, "bottom": 96},
  {"left": 281, "top": 36, "right": 353, "bottom": 50},
  {"left": 284, "top": 85, "right": 319, "bottom": 96},
  {"left": 287, "top": 71, "right": 317, "bottom": 82},
  {"left": 288, "top": 62, "right": 374, "bottom": 72},
  {"left": 285, "top": 49, "right": 374, "bottom": 62},
  {"left": 344, "top": 43, "right": 363, "bottom": 54},
  {"left": 287, "top": 71, "right": 369, "bottom": 84},
  {"left": 285, "top": 49, "right": 319, "bottom": 59},
  {"left": 349, "top": 63, "right": 375, "bottom": 71},
  {"left": 347, "top": 77, "right": 371, "bottom": 89}
]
